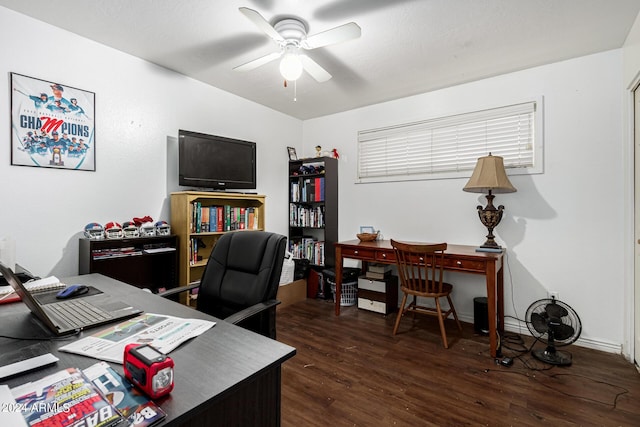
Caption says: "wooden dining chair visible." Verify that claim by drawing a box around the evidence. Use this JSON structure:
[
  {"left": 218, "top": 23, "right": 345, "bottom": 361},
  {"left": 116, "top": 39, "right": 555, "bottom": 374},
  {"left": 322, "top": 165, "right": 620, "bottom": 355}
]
[{"left": 390, "top": 239, "right": 462, "bottom": 348}]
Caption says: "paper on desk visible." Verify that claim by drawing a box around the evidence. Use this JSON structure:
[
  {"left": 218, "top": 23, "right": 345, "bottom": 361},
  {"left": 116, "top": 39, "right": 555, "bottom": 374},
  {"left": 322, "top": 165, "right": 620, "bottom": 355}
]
[
  {"left": 0, "top": 385, "right": 28, "bottom": 427},
  {"left": 58, "top": 313, "right": 215, "bottom": 363}
]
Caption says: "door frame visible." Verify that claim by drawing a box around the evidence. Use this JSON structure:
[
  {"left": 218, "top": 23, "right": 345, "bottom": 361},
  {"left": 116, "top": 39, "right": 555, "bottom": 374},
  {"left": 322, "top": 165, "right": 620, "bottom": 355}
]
[{"left": 627, "top": 71, "right": 640, "bottom": 365}]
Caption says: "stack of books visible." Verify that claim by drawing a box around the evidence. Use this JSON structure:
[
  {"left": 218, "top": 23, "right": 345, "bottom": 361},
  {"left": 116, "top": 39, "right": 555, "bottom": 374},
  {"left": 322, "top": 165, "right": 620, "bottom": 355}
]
[{"left": 365, "top": 263, "right": 392, "bottom": 280}]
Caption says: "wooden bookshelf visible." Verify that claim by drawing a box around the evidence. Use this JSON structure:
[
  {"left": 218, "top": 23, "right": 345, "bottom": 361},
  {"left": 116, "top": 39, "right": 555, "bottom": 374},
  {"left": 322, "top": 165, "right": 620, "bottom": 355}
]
[
  {"left": 288, "top": 157, "right": 338, "bottom": 268},
  {"left": 170, "top": 191, "right": 266, "bottom": 305}
]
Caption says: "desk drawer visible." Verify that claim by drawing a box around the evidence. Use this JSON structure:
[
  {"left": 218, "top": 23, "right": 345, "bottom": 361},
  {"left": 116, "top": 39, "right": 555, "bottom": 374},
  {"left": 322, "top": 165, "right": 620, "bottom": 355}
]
[
  {"left": 358, "top": 297, "right": 388, "bottom": 314},
  {"left": 341, "top": 247, "right": 375, "bottom": 260},
  {"left": 375, "top": 250, "right": 395, "bottom": 263},
  {"left": 358, "top": 277, "right": 387, "bottom": 293},
  {"left": 443, "top": 257, "right": 486, "bottom": 273}
]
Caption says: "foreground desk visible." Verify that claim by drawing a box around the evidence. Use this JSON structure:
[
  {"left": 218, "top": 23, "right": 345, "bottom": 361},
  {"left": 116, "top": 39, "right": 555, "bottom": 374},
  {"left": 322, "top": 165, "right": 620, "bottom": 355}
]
[
  {"left": 334, "top": 240, "right": 504, "bottom": 358},
  {"left": 0, "top": 274, "right": 296, "bottom": 426}
]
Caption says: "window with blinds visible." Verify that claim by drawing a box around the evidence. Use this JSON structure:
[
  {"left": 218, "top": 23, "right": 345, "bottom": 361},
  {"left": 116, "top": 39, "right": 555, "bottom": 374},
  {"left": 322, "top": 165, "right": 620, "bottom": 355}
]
[{"left": 357, "top": 100, "right": 542, "bottom": 183}]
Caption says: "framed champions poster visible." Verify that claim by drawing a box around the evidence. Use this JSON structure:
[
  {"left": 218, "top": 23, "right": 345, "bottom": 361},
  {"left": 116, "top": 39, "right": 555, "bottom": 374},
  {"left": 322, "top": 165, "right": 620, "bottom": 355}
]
[{"left": 10, "top": 73, "right": 95, "bottom": 171}]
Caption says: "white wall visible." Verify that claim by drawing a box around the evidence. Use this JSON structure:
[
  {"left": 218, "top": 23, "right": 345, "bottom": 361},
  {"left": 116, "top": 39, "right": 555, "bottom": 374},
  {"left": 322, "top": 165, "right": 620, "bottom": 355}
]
[
  {"left": 303, "top": 50, "right": 625, "bottom": 353},
  {"left": 0, "top": 7, "right": 301, "bottom": 278}
]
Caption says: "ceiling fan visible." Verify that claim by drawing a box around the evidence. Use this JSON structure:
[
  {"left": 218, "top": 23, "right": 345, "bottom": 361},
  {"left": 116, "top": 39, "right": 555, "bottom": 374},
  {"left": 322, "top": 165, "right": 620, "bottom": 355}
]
[{"left": 234, "top": 7, "right": 361, "bottom": 83}]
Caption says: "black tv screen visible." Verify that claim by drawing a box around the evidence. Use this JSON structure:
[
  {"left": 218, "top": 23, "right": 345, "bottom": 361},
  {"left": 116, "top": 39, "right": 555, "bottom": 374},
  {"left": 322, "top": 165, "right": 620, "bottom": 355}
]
[{"left": 178, "top": 130, "right": 256, "bottom": 190}]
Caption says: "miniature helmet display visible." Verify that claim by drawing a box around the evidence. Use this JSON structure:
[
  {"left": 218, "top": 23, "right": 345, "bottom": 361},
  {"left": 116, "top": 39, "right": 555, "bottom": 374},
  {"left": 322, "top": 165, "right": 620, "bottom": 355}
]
[
  {"left": 122, "top": 221, "right": 140, "bottom": 238},
  {"left": 139, "top": 221, "right": 156, "bottom": 237},
  {"left": 84, "top": 222, "right": 105, "bottom": 239},
  {"left": 104, "top": 221, "right": 124, "bottom": 239},
  {"left": 155, "top": 220, "right": 171, "bottom": 236}
]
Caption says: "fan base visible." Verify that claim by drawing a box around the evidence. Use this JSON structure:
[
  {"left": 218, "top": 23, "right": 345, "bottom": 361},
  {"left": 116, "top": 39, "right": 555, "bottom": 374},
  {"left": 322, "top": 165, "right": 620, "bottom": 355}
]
[{"left": 532, "top": 348, "right": 572, "bottom": 366}]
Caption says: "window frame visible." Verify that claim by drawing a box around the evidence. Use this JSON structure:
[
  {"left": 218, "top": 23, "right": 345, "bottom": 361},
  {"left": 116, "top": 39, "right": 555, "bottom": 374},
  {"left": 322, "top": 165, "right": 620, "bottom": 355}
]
[{"left": 356, "top": 97, "right": 544, "bottom": 184}]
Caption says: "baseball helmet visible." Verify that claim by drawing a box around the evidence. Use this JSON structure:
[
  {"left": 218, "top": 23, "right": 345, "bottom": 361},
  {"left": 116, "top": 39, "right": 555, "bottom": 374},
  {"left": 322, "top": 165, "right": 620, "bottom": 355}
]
[
  {"left": 104, "top": 221, "right": 123, "bottom": 239},
  {"left": 84, "top": 222, "right": 104, "bottom": 239}
]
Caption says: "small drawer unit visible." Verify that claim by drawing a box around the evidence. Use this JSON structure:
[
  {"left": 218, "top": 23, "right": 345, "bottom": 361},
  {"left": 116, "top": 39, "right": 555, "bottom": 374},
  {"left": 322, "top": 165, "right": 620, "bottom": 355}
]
[{"left": 357, "top": 275, "right": 398, "bottom": 314}]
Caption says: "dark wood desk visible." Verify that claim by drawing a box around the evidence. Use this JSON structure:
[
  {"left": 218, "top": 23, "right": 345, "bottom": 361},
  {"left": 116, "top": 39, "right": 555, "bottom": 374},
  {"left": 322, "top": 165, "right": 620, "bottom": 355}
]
[
  {"left": 0, "top": 274, "right": 296, "bottom": 426},
  {"left": 334, "top": 240, "right": 504, "bottom": 358}
]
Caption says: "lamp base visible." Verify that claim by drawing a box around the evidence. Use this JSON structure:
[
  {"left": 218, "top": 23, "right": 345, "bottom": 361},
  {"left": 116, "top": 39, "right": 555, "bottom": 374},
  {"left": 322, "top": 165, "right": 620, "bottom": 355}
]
[{"left": 476, "top": 191, "right": 505, "bottom": 251}]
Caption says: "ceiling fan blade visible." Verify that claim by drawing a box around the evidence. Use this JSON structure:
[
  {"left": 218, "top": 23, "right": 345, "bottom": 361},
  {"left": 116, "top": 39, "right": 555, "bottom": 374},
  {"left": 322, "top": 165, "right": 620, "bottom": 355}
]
[
  {"left": 299, "top": 54, "right": 332, "bottom": 82},
  {"left": 234, "top": 51, "right": 282, "bottom": 72},
  {"left": 239, "top": 7, "right": 284, "bottom": 43},
  {"left": 302, "top": 22, "right": 361, "bottom": 49}
]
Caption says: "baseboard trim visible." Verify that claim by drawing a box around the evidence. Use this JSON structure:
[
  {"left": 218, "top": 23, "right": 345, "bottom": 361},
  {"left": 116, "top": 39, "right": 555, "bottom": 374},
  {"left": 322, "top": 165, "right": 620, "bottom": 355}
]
[{"left": 458, "top": 314, "right": 623, "bottom": 355}]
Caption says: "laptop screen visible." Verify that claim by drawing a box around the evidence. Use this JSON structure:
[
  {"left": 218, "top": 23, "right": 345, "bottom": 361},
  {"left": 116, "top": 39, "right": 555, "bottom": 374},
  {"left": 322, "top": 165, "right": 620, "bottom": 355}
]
[{"left": 0, "top": 261, "right": 58, "bottom": 332}]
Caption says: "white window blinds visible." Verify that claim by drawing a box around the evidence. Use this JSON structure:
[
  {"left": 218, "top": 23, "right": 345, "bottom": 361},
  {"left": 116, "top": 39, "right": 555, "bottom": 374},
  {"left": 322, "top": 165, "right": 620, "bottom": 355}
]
[{"left": 357, "top": 100, "right": 541, "bottom": 182}]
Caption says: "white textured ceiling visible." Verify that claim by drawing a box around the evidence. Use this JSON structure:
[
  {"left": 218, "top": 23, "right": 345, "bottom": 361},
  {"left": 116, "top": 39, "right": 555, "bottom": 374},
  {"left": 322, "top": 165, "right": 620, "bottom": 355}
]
[{"left": 1, "top": 0, "right": 638, "bottom": 120}]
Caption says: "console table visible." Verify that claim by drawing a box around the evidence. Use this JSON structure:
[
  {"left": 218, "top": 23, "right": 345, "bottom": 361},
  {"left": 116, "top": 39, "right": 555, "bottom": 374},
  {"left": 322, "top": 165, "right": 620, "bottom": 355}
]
[{"left": 334, "top": 239, "right": 504, "bottom": 358}]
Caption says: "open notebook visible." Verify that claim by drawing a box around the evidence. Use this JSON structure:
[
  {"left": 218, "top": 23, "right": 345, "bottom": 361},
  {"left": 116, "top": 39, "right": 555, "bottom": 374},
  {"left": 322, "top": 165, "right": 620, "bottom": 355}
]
[{"left": 0, "top": 276, "right": 65, "bottom": 304}]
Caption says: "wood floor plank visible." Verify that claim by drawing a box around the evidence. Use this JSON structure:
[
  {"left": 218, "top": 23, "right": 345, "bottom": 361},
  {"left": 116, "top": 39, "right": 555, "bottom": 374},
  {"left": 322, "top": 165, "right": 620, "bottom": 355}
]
[{"left": 278, "top": 299, "right": 640, "bottom": 426}]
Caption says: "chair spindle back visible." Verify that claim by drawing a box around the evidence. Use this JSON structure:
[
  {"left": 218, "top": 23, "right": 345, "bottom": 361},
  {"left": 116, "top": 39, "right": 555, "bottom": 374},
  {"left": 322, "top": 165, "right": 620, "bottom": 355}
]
[{"left": 391, "top": 240, "right": 448, "bottom": 295}]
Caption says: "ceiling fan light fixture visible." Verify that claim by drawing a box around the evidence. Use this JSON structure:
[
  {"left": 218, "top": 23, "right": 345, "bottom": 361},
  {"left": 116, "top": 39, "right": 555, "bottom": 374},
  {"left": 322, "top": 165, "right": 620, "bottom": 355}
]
[{"left": 280, "top": 52, "right": 303, "bottom": 81}]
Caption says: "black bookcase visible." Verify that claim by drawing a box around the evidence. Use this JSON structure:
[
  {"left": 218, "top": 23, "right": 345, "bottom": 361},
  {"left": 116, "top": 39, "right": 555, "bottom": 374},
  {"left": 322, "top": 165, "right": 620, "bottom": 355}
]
[
  {"left": 288, "top": 156, "right": 338, "bottom": 268},
  {"left": 78, "top": 235, "right": 178, "bottom": 292}
]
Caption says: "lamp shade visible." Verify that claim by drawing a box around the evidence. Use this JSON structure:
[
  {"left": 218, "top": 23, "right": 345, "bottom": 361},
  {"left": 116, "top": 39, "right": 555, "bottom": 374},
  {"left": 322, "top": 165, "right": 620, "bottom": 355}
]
[{"left": 463, "top": 154, "right": 517, "bottom": 194}]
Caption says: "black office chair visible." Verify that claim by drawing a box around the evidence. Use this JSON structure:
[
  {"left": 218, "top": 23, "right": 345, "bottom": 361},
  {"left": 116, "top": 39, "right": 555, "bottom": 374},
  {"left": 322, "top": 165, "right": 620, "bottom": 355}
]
[{"left": 159, "top": 231, "right": 287, "bottom": 339}]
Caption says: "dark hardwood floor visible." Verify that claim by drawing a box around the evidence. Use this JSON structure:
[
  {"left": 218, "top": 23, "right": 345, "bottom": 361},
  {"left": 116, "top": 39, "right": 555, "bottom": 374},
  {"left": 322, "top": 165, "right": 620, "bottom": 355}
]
[{"left": 277, "top": 299, "right": 640, "bottom": 426}]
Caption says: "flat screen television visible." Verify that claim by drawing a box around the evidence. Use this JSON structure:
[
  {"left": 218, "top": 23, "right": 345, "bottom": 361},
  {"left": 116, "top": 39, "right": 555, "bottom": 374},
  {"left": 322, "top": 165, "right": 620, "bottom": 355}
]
[{"left": 178, "top": 129, "right": 256, "bottom": 190}]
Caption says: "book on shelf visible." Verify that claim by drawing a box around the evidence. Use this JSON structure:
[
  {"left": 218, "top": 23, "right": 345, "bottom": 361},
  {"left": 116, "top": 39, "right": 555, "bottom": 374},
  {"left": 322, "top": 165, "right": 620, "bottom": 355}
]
[
  {"left": 142, "top": 247, "right": 176, "bottom": 254},
  {"left": 0, "top": 276, "right": 65, "bottom": 304},
  {"left": 190, "top": 203, "right": 259, "bottom": 233},
  {"left": 189, "top": 237, "right": 198, "bottom": 265},
  {"left": 239, "top": 207, "right": 246, "bottom": 229},
  {"left": 92, "top": 247, "right": 143, "bottom": 260},
  {"left": 216, "top": 206, "right": 224, "bottom": 231},
  {"left": 10, "top": 366, "right": 128, "bottom": 427},
  {"left": 201, "top": 206, "right": 209, "bottom": 233}
]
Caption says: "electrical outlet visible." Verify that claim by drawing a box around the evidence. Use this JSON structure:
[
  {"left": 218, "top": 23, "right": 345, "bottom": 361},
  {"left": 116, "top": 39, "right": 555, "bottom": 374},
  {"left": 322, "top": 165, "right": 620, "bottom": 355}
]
[{"left": 548, "top": 291, "right": 559, "bottom": 300}]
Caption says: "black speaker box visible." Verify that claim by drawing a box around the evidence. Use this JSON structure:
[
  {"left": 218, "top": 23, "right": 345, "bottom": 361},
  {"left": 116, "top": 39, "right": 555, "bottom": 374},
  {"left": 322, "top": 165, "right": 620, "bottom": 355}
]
[{"left": 474, "top": 296, "right": 489, "bottom": 335}]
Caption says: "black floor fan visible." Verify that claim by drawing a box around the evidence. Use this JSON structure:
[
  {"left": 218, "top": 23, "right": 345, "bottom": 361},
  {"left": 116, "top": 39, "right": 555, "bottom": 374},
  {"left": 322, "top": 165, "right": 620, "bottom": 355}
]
[{"left": 525, "top": 297, "right": 582, "bottom": 366}]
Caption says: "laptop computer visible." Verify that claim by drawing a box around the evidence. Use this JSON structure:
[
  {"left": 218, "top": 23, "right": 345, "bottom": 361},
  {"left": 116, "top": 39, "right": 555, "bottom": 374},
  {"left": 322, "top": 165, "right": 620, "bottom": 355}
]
[{"left": 0, "top": 261, "right": 143, "bottom": 335}]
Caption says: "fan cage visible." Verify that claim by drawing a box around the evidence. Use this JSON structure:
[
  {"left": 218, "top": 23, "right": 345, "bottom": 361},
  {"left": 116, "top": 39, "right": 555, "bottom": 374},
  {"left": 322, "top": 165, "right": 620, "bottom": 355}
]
[{"left": 525, "top": 298, "right": 582, "bottom": 347}]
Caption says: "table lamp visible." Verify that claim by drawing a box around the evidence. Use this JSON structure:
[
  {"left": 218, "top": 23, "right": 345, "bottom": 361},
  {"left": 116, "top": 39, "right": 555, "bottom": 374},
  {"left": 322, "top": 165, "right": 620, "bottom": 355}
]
[{"left": 463, "top": 154, "right": 516, "bottom": 250}]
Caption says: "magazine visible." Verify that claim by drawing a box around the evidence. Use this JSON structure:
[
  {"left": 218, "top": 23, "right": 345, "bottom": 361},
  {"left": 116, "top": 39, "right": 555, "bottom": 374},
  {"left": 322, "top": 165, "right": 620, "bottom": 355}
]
[
  {"left": 10, "top": 367, "right": 127, "bottom": 427},
  {"left": 59, "top": 313, "right": 215, "bottom": 363},
  {"left": 83, "top": 362, "right": 166, "bottom": 427}
]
